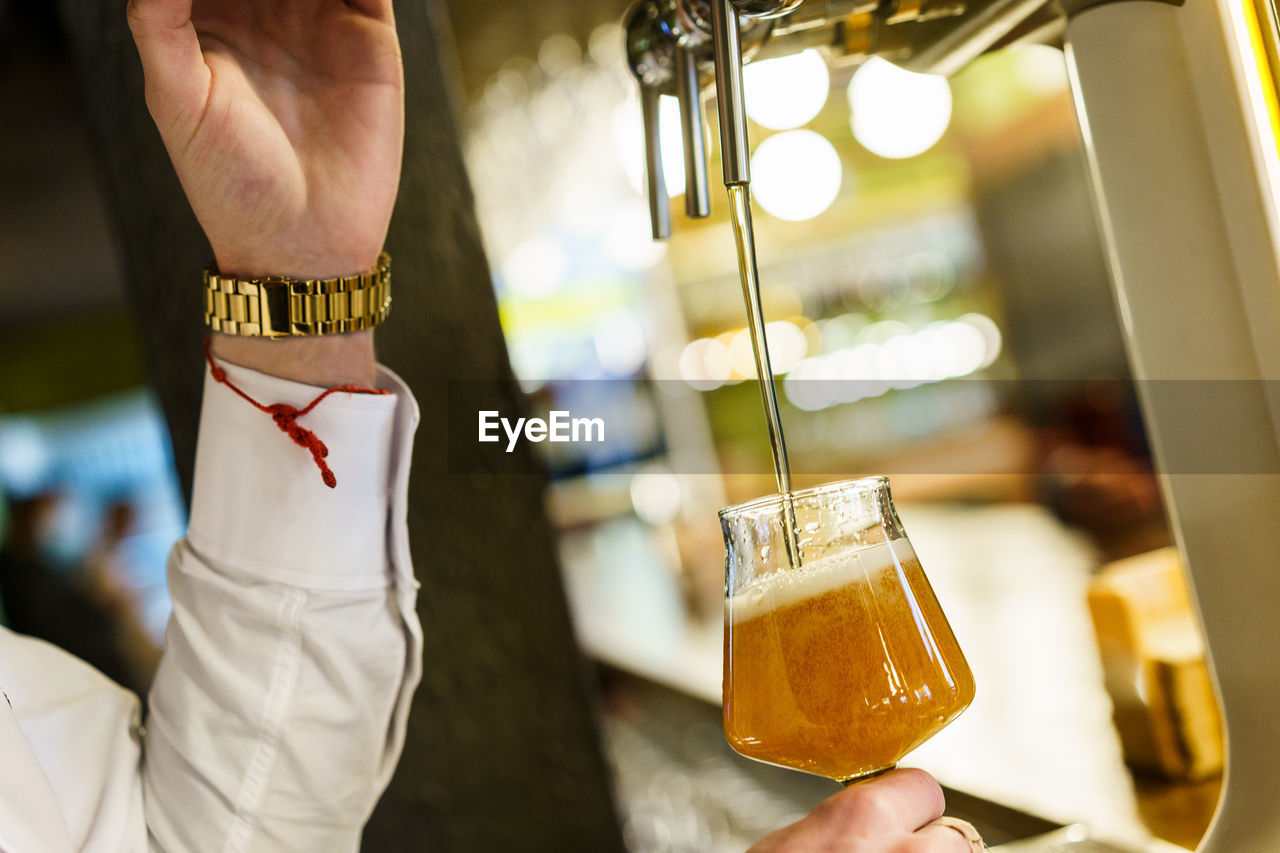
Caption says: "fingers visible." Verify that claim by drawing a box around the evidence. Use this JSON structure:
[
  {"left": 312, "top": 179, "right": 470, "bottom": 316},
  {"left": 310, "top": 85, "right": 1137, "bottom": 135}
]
[
  {"left": 747, "top": 771, "right": 978, "bottom": 853},
  {"left": 897, "top": 821, "right": 984, "bottom": 852},
  {"left": 927, "top": 816, "right": 985, "bottom": 848},
  {"left": 823, "top": 768, "right": 947, "bottom": 835},
  {"left": 127, "top": 0, "right": 210, "bottom": 128}
]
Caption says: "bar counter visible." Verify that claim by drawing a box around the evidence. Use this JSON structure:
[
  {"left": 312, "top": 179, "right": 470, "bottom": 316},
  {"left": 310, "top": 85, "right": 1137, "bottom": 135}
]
[{"left": 571, "top": 501, "right": 1209, "bottom": 850}]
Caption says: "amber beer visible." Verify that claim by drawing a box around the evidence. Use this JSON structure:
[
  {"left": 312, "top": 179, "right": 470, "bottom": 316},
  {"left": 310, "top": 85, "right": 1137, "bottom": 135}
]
[{"left": 723, "top": 539, "right": 975, "bottom": 782}]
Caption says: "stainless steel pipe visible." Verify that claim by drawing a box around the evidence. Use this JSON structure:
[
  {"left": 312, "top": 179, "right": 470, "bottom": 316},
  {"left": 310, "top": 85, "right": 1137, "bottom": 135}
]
[
  {"left": 676, "top": 44, "right": 712, "bottom": 217},
  {"left": 710, "top": 0, "right": 751, "bottom": 186}
]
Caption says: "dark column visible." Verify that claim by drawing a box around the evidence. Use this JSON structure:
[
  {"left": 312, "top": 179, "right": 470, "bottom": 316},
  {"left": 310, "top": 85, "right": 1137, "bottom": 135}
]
[
  {"left": 361, "top": 1, "right": 624, "bottom": 848},
  {"left": 58, "top": 1, "right": 624, "bottom": 849},
  {"left": 56, "top": 0, "right": 207, "bottom": 502}
]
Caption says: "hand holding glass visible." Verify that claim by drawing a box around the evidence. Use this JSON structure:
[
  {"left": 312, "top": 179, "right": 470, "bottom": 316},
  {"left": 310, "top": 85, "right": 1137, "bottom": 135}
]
[{"left": 721, "top": 477, "right": 975, "bottom": 784}]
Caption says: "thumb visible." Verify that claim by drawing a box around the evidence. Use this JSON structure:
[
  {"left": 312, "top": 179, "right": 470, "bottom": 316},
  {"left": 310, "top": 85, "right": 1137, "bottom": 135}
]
[{"left": 126, "top": 0, "right": 209, "bottom": 134}]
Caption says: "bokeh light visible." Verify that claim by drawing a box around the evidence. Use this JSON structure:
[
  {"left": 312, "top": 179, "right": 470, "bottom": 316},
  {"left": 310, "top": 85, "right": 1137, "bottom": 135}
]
[
  {"left": 500, "top": 235, "right": 569, "bottom": 298},
  {"left": 848, "top": 57, "right": 952, "bottom": 159},
  {"left": 594, "top": 311, "right": 649, "bottom": 377},
  {"left": 1013, "top": 45, "right": 1070, "bottom": 97},
  {"left": 782, "top": 314, "right": 1003, "bottom": 411},
  {"left": 743, "top": 49, "right": 831, "bottom": 130},
  {"left": 678, "top": 338, "right": 733, "bottom": 390},
  {"left": 750, "top": 130, "right": 843, "bottom": 222},
  {"left": 602, "top": 199, "right": 669, "bottom": 270},
  {"left": 629, "top": 464, "right": 683, "bottom": 525},
  {"left": 538, "top": 33, "right": 581, "bottom": 77}
]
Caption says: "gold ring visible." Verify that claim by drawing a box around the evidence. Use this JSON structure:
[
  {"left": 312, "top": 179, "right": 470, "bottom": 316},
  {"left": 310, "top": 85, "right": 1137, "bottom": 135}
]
[{"left": 929, "top": 816, "right": 987, "bottom": 851}]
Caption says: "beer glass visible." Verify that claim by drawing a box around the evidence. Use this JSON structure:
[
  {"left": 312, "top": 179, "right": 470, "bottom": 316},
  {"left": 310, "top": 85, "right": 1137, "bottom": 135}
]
[{"left": 721, "top": 477, "right": 974, "bottom": 783}]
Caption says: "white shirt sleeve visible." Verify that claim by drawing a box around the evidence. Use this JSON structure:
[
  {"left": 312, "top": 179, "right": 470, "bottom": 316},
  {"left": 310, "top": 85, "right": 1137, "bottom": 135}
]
[
  {"left": 142, "top": 358, "right": 423, "bottom": 853},
  {"left": 0, "top": 629, "right": 140, "bottom": 853}
]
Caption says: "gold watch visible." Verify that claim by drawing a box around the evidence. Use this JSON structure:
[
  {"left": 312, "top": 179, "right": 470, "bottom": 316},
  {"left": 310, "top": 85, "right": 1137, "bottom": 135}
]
[{"left": 203, "top": 252, "right": 391, "bottom": 338}]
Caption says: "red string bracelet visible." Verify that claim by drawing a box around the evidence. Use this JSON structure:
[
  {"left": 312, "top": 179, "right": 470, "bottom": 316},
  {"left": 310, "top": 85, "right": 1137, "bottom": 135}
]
[{"left": 203, "top": 337, "right": 389, "bottom": 489}]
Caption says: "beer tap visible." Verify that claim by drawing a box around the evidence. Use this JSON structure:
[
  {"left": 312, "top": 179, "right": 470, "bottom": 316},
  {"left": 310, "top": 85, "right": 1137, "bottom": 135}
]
[
  {"left": 626, "top": 0, "right": 778, "bottom": 237},
  {"left": 625, "top": 1, "right": 678, "bottom": 239},
  {"left": 675, "top": 42, "right": 712, "bottom": 218},
  {"left": 625, "top": 0, "right": 1061, "bottom": 239}
]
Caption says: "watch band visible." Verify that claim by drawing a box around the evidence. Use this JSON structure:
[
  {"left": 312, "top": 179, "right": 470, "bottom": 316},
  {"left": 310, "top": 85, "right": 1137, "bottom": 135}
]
[{"left": 203, "top": 252, "right": 391, "bottom": 338}]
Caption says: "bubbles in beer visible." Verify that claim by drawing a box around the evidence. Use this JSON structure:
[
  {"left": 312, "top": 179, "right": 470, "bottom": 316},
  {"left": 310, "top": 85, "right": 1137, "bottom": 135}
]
[
  {"left": 723, "top": 538, "right": 974, "bottom": 782},
  {"left": 728, "top": 539, "right": 915, "bottom": 623}
]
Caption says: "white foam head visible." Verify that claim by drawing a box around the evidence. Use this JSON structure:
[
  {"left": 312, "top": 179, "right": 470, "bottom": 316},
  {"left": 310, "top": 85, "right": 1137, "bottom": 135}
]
[{"left": 728, "top": 538, "right": 916, "bottom": 624}]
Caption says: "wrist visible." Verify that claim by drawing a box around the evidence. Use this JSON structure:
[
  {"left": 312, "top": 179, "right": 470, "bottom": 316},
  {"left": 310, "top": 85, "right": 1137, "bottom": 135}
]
[
  {"left": 211, "top": 247, "right": 385, "bottom": 281},
  {"left": 209, "top": 332, "right": 378, "bottom": 388}
]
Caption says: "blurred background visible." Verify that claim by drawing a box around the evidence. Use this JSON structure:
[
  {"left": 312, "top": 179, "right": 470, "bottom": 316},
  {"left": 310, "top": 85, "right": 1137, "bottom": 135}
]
[{"left": 0, "top": 0, "right": 1220, "bottom": 850}]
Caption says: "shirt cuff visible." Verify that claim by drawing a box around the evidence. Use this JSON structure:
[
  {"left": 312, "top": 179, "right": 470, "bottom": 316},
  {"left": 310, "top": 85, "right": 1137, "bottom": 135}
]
[{"left": 188, "top": 357, "right": 407, "bottom": 592}]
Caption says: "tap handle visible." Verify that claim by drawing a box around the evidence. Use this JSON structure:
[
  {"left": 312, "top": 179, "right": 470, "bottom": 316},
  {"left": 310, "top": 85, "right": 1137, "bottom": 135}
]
[
  {"left": 710, "top": 0, "right": 750, "bottom": 186},
  {"left": 640, "top": 84, "right": 673, "bottom": 240},
  {"left": 627, "top": 1, "right": 676, "bottom": 239},
  {"left": 676, "top": 44, "right": 712, "bottom": 218}
]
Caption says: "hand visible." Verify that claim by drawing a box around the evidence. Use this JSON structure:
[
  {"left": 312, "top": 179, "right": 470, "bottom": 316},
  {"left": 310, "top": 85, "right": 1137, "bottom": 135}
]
[
  {"left": 748, "top": 769, "right": 982, "bottom": 852},
  {"left": 128, "top": 0, "right": 402, "bottom": 279},
  {"left": 128, "top": 0, "right": 404, "bottom": 386}
]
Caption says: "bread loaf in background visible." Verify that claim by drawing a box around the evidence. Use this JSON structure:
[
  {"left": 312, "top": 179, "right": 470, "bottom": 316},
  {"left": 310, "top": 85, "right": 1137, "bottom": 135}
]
[{"left": 1087, "top": 547, "right": 1223, "bottom": 781}]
